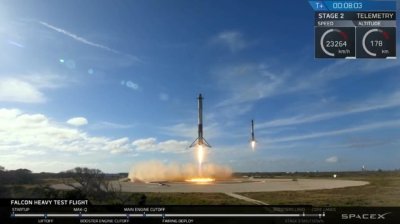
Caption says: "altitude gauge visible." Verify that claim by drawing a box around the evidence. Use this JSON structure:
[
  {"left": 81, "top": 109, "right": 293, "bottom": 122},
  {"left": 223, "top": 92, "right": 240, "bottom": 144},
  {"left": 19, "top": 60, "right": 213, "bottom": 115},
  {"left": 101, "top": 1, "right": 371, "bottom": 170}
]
[
  {"left": 315, "top": 27, "right": 355, "bottom": 58},
  {"left": 356, "top": 27, "right": 396, "bottom": 58}
]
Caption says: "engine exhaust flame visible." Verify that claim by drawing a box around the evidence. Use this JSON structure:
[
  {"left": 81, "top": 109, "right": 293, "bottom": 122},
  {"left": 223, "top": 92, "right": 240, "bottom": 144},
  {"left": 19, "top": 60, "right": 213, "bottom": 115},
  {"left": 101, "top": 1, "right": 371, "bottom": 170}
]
[
  {"left": 185, "top": 177, "right": 215, "bottom": 184},
  {"left": 197, "top": 144, "right": 204, "bottom": 176},
  {"left": 197, "top": 145, "right": 204, "bottom": 164},
  {"left": 251, "top": 140, "right": 256, "bottom": 150}
]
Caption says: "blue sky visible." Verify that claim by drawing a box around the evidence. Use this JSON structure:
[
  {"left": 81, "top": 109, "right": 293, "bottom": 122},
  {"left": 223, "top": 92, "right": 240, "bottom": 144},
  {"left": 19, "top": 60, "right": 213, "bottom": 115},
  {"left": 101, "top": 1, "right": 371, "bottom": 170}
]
[{"left": 0, "top": 0, "right": 399, "bottom": 173}]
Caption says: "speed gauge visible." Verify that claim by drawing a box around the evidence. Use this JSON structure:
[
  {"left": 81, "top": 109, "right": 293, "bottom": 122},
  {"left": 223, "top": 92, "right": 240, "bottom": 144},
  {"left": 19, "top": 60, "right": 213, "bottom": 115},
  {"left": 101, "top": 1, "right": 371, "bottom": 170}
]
[{"left": 315, "top": 27, "right": 355, "bottom": 58}]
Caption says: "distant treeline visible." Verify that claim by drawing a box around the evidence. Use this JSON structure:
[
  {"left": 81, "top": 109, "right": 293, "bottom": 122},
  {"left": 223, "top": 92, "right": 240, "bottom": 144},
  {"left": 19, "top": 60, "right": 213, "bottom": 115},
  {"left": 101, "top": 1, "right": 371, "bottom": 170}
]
[
  {"left": 0, "top": 168, "right": 39, "bottom": 198},
  {"left": 0, "top": 167, "right": 140, "bottom": 205},
  {"left": 0, "top": 168, "right": 38, "bottom": 185},
  {"left": 0, "top": 167, "right": 126, "bottom": 184},
  {"left": 30, "top": 172, "right": 125, "bottom": 180}
]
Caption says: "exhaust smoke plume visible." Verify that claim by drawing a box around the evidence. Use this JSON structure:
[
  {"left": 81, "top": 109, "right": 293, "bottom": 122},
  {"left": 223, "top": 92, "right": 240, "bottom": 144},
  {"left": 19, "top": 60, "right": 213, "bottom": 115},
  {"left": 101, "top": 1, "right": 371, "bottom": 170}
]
[{"left": 128, "top": 160, "right": 232, "bottom": 182}]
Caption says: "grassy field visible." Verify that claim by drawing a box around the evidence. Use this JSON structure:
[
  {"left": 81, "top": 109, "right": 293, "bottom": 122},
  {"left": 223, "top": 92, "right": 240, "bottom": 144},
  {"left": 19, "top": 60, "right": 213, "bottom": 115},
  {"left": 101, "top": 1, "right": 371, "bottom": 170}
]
[
  {"left": 237, "top": 172, "right": 400, "bottom": 206},
  {"left": 95, "top": 171, "right": 400, "bottom": 205},
  {"left": 3, "top": 171, "right": 399, "bottom": 206}
]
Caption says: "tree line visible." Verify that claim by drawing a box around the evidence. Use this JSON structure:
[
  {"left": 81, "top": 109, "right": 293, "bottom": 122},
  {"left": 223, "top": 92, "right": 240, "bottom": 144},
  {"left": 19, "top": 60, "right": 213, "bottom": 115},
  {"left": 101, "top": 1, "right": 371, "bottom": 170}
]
[{"left": 0, "top": 166, "right": 143, "bottom": 205}]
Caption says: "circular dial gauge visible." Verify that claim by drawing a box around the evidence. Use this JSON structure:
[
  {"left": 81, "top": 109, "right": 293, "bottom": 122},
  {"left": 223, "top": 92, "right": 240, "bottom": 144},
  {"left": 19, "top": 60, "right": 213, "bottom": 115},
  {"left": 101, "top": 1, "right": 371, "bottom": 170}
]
[
  {"left": 362, "top": 28, "right": 391, "bottom": 57},
  {"left": 320, "top": 28, "right": 349, "bottom": 57}
]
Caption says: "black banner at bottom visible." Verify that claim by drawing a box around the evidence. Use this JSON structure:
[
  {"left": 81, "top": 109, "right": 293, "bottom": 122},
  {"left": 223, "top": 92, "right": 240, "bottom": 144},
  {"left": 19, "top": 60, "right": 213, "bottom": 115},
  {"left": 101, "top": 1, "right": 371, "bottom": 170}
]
[{"left": 0, "top": 199, "right": 399, "bottom": 224}]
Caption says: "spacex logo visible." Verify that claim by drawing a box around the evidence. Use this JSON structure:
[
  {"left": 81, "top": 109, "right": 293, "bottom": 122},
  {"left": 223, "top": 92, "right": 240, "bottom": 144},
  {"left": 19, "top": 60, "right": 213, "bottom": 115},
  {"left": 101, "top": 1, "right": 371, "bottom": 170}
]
[{"left": 341, "top": 212, "right": 391, "bottom": 220}]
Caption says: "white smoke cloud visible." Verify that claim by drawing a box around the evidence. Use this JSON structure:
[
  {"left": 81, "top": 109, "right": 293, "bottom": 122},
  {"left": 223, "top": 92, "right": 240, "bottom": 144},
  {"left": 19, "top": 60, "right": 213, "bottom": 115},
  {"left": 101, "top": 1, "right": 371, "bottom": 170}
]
[{"left": 128, "top": 160, "right": 232, "bottom": 182}]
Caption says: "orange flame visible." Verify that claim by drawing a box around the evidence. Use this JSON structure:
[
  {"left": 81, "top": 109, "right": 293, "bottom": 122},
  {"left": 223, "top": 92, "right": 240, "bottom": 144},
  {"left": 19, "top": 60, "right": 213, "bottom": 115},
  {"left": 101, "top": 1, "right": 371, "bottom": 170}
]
[{"left": 185, "top": 177, "right": 215, "bottom": 184}]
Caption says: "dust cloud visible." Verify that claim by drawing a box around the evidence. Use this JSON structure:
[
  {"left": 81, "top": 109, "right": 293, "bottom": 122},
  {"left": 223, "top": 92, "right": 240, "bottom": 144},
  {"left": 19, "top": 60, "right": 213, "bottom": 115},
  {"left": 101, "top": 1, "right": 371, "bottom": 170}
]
[{"left": 128, "top": 160, "right": 232, "bottom": 182}]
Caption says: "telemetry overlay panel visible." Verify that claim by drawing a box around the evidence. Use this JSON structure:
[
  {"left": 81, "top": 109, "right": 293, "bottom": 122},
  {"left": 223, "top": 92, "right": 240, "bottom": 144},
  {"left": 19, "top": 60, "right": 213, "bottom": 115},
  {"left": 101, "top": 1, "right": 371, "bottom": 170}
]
[{"left": 309, "top": 1, "right": 397, "bottom": 59}]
